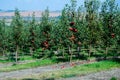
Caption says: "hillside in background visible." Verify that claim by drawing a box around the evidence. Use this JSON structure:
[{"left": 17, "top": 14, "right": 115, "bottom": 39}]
[
  {"left": 0, "top": 10, "right": 61, "bottom": 23},
  {"left": 0, "top": 10, "right": 61, "bottom": 17}
]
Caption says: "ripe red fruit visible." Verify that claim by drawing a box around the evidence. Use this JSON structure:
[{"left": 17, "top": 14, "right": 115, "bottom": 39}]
[
  {"left": 61, "top": 65, "right": 65, "bottom": 69},
  {"left": 44, "top": 41, "right": 48, "bottom": 45},
  {"left": 70, "top": 63, "right": 75, "bottom": 67},
  {"left": 69, "top": 27, "right": 77, "bottom": 32},
  {"left": 78, "top": 41, "right": 81, "bottom": 45},
  {"left": 42, "top": 41, "right": 49, "bottom": 49},
  {"left": 72, "top": 28, "right": 77, "bottom": 32},
  {"left": 111, "top": 33, "right": 115, "bottom": 38},
  {"left": 69, "top": 35, "right": 76, "bottom": 41},
  {"left": 69, "top": 27, "right": 73, "bottom": 31},
  {"left": 70, "top": 22, "right": 75, "bottom": 26},
  {"left": 52, "top": 66, "right": 57, "bottom": 69}
]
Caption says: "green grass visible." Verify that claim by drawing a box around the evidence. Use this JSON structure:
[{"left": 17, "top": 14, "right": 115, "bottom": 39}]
[
  {"left": 19, "top": 60, "right": 120, "bottom": 80},
  {"left": 57, "top": 60, "right": 120, "bottom": 78},
  {"left": 0, "top": 59, "right": 56, "bottom": 72},
  {"left": 0, "top": 56, "right": 34, "bottom": 63},
  {"left": 0, "top": 59, "right": 11, "bottom": 63},
  {"left": 110, "top": 77, "right": 117, "bottom": 80},
  {"left": 20, "top": 56, "right": 34, "bottom": 61}
]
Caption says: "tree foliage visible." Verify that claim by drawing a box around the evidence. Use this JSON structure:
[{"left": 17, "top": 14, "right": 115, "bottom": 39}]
[{"left": 0, "top": 0, "right": 120, "bottom": 59}]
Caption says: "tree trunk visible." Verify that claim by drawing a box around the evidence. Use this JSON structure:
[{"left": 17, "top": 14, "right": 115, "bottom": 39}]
[
  {"left": 15, "top": 45, "right": 19, "bottom": 63},
  {"left": 62, "top": 47, "right": 65, "bottom": 57},
  {"left": 93, "top": 46, "right": 95, "bottom": 54},
  {"left": 30, "top": 47, "right": 33, "bottom": 56},
  {"left": 105, "top": 47, "right": 108, "bottom": 59},
  {"left": 69, "top": 46, "right": 72, "bottom": 63},
  {"left": 88, "top": 44, "right": 91, "bottom": 60},
  {"left": 2, "top": 42, "right": 6, "bottom": 57},
  {"left": 77, "top": 47, "right": 80, "bottom": 58},
  {"left": 2, "top": 48, "right": 5, "bottom": 57}
]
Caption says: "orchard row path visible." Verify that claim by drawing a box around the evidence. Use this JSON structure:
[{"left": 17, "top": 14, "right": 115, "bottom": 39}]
[
  {"left": 0, "top": 59, "right": 119, "bottom": 80},
  {"left": 0, "top": 60, "right": 96, "bottom": 80},
  {"left": 0, "top": 61, "right": 82, "bottom": 80},
  {"left": 59, "top": 68, "right": 120, "bottom": 80}
]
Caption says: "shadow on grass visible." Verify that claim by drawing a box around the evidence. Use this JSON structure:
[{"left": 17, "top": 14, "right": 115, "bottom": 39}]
[
  {"left": 61, "top": 74, "right": 76, "bottom": 78},
  {"left": 22, "top": 78, "right": 38, "bottom": 80},
  {"left": 110, "top": 77, "right": 117, "bottom": 80},
  {"left": 22, "top": 78, "right": 55, "bottom": 80},
  {"left": 95, "top": 56, "right": 120, "bottom": 63},
  {"left": 43, "top": 78, "right": 55, "bottom": 80}
]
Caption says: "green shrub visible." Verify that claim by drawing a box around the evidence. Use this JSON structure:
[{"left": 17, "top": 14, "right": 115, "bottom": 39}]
[
  {"left": 110, "top": 77, "right": 117, "bottom": 80},
  {"left": 33, "top": 48, "right": 43, "bottom": 58}
]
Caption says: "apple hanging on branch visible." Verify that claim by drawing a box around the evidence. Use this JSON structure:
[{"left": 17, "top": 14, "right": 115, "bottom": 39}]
[
  {"left": 69, "top": 22, "right": 78, "bottom": 32},
  {"left": 111, "top": 33, "right": 115, "bottom": 38},
  {"left": 78, "top": 41, "right": 81, "bottom": 45},
  {"left": 70, "top": 22, "right": 75, "bottom": 26},
  {"left": 69, "top": 34, "right": 76, "bottom": 41},
  {"left": 69, "top": 27, "right": 78, "bottom": 32},
  {"left": 42, "top": 41, "right": 49, "bottom": 50}
]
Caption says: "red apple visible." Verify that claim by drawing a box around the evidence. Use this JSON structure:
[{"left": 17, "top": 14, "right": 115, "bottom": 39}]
[
  {"left": 42, "top": 41, "right": 49, "bottom": 49},
  {"left": 69, "top": 27, "right": 73, "bottom": 31},
  {"left": 69, "top": 35, "right": 76, "bottom": 41},
  {"left": 61, "top": 65, "right": 65, "bottom": 69},
  {"left": 70, "top": 22, "right": 75, "bottom": 26},
  {"left": 52, "top": 65, "right": 57, "bottom": 69},
  {"left": 70, "top": 63, "right": 75, "bottom": 67},
  {"left": 78, "top": 41, "right": 81, "bottom": 45},
  {"left": 69, "top": 27, "right": 78, "bottom": 32},
  {"left": 44, "top": 41, "right": 48, "bottom": 45},
  {"left": 72, "top": 28, "right": 78, "bottom": 32},
  {"left": 111, "top": 33, "right": 115, "bottom": 38}
]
